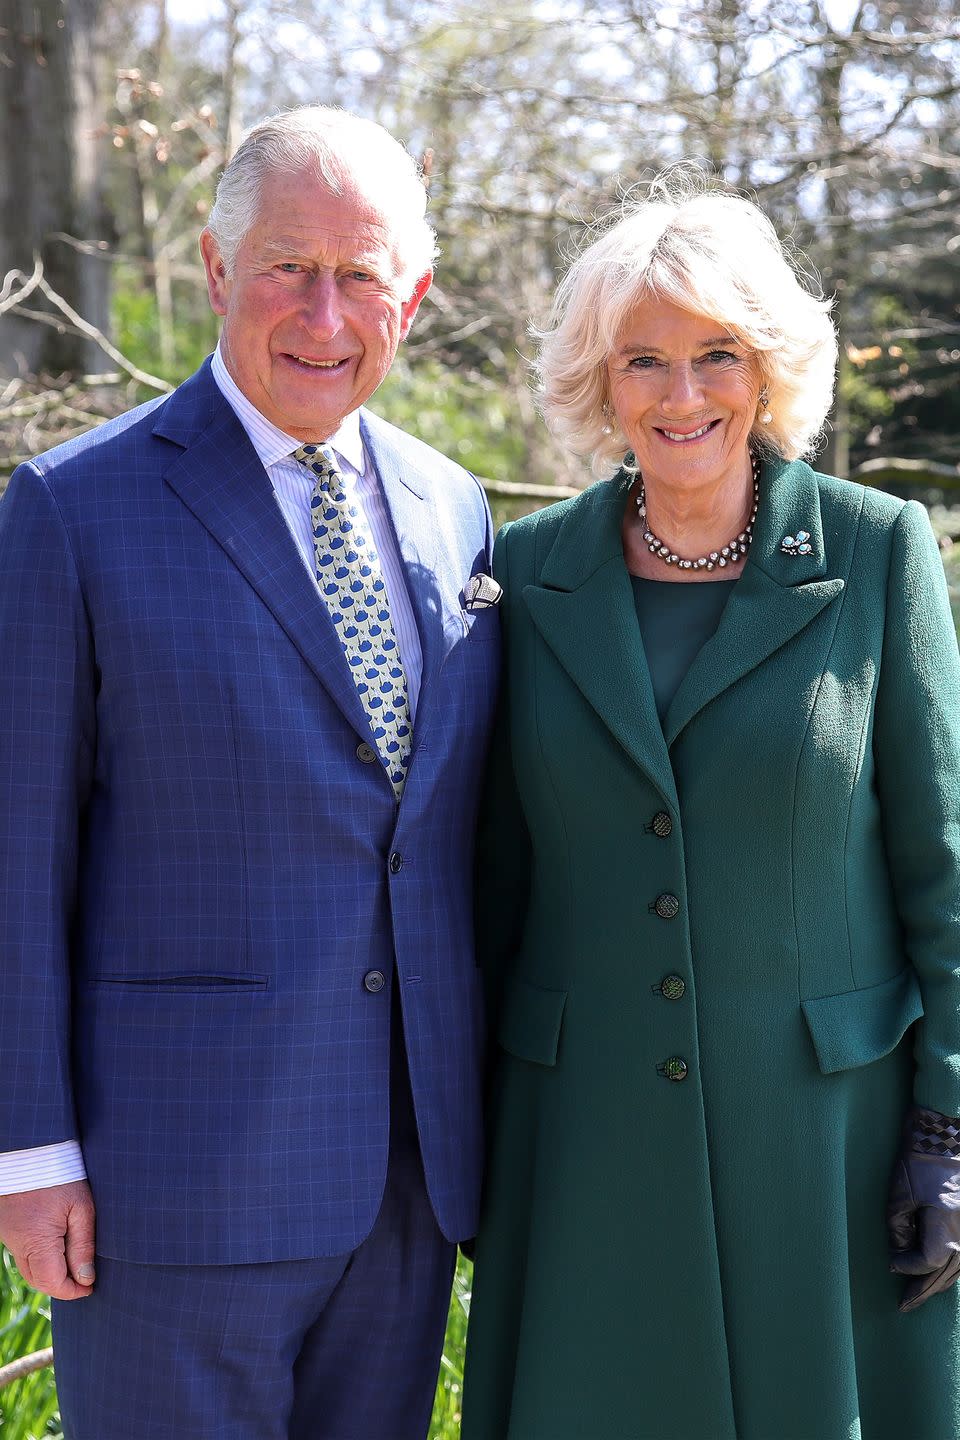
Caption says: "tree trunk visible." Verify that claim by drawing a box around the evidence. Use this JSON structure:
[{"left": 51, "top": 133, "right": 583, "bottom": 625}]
[{"left": 0, "top": 0, "right": 110, "bottom": 377}]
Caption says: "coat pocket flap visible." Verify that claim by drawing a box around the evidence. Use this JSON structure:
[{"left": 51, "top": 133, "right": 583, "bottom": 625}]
[
  {"left": 801, "top": 967, "right": 923, "bottom": 1075},
  {"left": 497, "top": 975, "right": 567, "bottom": 1067}
]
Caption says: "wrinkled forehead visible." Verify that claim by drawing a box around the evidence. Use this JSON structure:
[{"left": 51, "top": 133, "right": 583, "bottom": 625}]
[{"left": 252, "top": 169, "right": 408, "bottom": 273}]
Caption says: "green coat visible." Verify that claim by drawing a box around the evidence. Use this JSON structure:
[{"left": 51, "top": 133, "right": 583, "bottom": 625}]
[{"left": 462, "top": 459, "right": 960, "bottom": 1440}]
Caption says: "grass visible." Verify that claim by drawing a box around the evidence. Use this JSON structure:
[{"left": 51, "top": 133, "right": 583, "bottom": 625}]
[
  {"left": 431, "top": 1256, "right": 472, "bottom": 1438},
  {"left": 0, "top": 1246, "right": 469, "bottom": 1439},
  {"left": 0, "top": 1250, "right": 61, "bottom": 1439}
]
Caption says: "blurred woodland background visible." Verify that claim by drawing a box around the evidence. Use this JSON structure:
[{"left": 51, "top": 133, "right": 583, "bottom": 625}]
[
  {"left": 1, "top": 0, "right": 959, "bottom": 500},
  {"left": 1, "top": 2, "right": 959, "bottom": 1435}
]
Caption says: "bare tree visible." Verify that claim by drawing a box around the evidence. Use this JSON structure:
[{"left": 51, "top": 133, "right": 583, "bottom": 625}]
[{"left": 0, "top": 0, "right": 110, "bottom": 376}]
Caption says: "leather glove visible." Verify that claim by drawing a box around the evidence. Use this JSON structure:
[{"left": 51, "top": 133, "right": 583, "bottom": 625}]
[{"left": 888, "top": 1105, "right": 960, "bottom": 1313}]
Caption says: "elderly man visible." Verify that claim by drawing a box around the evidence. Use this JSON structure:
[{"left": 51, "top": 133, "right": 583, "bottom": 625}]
[{"left": 0, "top": 106, "right": 498, "bottom": 1440}]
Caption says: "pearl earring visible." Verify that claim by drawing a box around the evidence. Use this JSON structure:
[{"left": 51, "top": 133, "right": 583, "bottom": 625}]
[{"left": 759, "top": 387, "right": 772, "bottom": 425}]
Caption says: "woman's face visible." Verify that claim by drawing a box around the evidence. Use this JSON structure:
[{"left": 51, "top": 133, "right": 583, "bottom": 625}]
[{"left": 606, "top": 297, "right": 761, "bottom": 500}]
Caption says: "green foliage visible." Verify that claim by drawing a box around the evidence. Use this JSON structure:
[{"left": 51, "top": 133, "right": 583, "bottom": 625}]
[
  {"left": 939, "top": 543, "right": 960, "bottom": 638},
  {"left": 112, "top": 264, "right": 219, "bottom": 388},
  {"left": 430, "top": 1255, "right": 471, "bottom": 1438},
  {"left": 371, "top": 358, "right": 528, "bottom": 486},
  {"left": 0, "top": 1250, "right": 60, "bottom": 1439}
]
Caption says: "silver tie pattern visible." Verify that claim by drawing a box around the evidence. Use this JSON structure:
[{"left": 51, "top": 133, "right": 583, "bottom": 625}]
[{"left": 293, "top": 444, "right": 412, "bottom": 799}]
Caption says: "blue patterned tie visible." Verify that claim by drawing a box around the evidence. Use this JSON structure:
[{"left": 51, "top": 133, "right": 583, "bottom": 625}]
[{"left": 293, "top": 444, "right": 412, "bottom": 799}]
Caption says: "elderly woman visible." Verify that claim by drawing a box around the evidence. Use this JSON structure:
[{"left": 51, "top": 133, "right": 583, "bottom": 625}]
[{"left": 460, "top": 177, "right": 960, "bottom": 1440}]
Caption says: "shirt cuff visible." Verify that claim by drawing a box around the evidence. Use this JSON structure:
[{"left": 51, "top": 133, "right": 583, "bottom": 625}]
[{"left": 0, "top": 1141, "right": 87, "bottom": 1195}]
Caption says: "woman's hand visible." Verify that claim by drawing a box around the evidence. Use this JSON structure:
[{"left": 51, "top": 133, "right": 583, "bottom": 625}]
[{"left": 888, "top": 1106, "right": 960, "bottom": 1312}]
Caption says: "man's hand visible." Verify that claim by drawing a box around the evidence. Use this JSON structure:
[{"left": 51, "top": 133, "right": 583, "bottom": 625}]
[{"left": 0, "top": 1180, "right": 96, "bottom": 1300}]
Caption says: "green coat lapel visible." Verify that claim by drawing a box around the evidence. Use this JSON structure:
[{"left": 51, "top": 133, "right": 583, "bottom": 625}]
[
  {"left": 521, "top": 460, "right": 847, "bottom": 796},
  {"left": 663, "top": 457, "right": 845, "bottom": 744},
  {"left": 521, "top": 479, "right": 678, "bottom": 809}
]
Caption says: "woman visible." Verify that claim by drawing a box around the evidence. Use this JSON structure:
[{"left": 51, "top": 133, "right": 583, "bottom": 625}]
[{"left": 461, "top": 175, "right": 960, "bottom": 1440}]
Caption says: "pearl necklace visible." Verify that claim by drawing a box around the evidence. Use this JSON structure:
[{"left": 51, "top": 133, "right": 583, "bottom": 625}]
[{"left": 633, "top": 449, "right": 761, "bottom": 572}]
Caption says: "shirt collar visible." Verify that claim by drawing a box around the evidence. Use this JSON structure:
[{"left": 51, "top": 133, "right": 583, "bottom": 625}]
[{"left": 211, "top": 343, "right": 365, "bottom": 475}]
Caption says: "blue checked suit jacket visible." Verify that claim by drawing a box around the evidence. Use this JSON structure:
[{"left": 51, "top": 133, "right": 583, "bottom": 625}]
[{"left": 0, "top": 359, "right": 499, "bottom": 1264}]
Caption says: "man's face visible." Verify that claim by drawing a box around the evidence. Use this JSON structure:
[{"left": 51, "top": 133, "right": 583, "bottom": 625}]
[{"left": 200, "top": 169, "right": 431, "bottom": 441}]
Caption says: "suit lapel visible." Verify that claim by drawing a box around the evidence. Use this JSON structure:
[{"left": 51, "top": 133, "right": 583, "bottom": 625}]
[
  {"left": 155, "top": 364, "right": 373, "bottom": 739},
  {"left": 663, "top": 457, "right": 845, "bottom": 745},
  {"left": 360, "top": 411, "right": 450, "bottom": 725},
  {"left": 522, "top": 480, "right": 678, "bottom": 808}
]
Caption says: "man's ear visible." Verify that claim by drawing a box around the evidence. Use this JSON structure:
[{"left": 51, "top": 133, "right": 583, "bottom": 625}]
[
  {"left": 199, "top": 229, "right": 229, "bottom": 316},
  {"left": 398, "top": 269, "right": 433, "bottom": 342}
]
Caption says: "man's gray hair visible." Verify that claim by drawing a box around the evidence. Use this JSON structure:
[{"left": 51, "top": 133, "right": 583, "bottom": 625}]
[{"left": 206, "top": 106, "right": 438, "bottom": 298}]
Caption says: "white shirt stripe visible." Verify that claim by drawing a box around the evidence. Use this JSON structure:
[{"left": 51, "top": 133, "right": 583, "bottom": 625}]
[
  {"left": 0, "top": 1141, "right": 87, "bottom": 1195},
  {"left": 0, "top": 351, "right": 427, "bottom": 1195}
]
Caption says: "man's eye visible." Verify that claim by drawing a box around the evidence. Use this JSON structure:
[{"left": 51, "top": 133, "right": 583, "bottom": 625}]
[{"left": 277, "top": 262, "right": 303, "bottom": 273}]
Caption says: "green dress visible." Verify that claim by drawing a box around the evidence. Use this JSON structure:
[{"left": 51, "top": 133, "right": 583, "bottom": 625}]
[
  {"left": 629, "top": 576, "right": 734, "bottom": 720},
  {"left": 461, "top": 459, "right": 960, "bottom": 1440}
]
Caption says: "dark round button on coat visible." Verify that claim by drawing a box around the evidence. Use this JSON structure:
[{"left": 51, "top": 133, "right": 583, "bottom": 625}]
[
  {"left": 363, "top": 970, "right": 386, "bottom": 993},
  {"left": 660, "top": 974, "right": 686, "bottom": 1001},
  {"left": 356, "top": 742, "right": 377, "bottom": 764},
  {"left": 662, "top": 1056, "right": 688, "bottom": 1082},
  {"left": 389, "top": 852, "right": 403, "bottom": 874},
  {"left": 651, "top": 811, "right": 673, "bottom": 838},
  {"left": 654, "top": 892, "right": 680, "bottom": 920}
]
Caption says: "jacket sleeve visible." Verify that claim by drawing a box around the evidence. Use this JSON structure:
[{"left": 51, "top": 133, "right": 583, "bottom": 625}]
[
  {"left": 475, "top": 521, "right": 533, "bottom": 1032},
  {"left": 0, "top": 463, "right": 95, "bottom": 1150},
  {"left": 873, "top": 499, "right": 960, "bottom": 1115}
]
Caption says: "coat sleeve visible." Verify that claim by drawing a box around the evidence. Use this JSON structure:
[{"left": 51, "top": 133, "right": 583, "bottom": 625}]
[
  {"left": 873, "top": 499, "right": 960, "bottom": 1116},
  {"left": 0, "top": 463, "right": 95, "bottom": 1150},
  {"left": 475, "top": 521, "right": 533, "bottom": 1032}
]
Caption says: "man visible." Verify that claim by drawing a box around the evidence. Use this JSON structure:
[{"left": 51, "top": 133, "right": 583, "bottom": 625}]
[{"left": 0, "top": 106, "right": 498, "bottom": 1439}]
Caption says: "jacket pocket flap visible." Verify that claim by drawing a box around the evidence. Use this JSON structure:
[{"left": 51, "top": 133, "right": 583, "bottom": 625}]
[
  {"left": 497, "top": 975, "right": 567, "bottom": 1066},
  {"left": 802, "top": 967, "right": 923, "bottom": 1075}
]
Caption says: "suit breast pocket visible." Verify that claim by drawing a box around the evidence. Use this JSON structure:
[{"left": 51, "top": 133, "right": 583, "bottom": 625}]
[{"left": 462, "top": 608, "right": 500, "bottom": 643}]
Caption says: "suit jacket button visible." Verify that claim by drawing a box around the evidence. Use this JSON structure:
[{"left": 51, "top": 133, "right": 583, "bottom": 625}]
[
  {"left": 660, "top": 1056, "right": 688, "bottom": 1082},
  {"left": 660, "top": 974, "right": 685, "bottom": 1000},
  {"left": 653, "top": 893, "right": 680, "bottom": 920},
  {"left": 356, "top": 742, "right": 377, "bottom": 764},
  {"left": 389, "top": 852, "right": 403, "bottom": 874},
  {"left": 651, "top": 811, "right": 673, "bottom": 838},
  {"left": 363, "top": 970, "right": 386, "bottom": 993}
]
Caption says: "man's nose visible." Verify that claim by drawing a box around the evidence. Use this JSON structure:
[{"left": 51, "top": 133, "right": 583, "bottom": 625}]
[{"left": 301, "top": 275, "right": 344, "bottom": 339}]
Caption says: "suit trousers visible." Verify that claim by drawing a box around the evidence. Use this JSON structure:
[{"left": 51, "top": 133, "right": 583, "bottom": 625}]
[{"left": 52, "top": 987, "right": 457, "bottom": 1440}]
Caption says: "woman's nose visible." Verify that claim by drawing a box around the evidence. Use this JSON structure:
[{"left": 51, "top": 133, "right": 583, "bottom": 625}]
[{"left": 661, "top": 362, "right": 704, "bottom": 413}]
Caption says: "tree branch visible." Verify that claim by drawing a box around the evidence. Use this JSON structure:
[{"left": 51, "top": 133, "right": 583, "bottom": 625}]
[{"left": 0, "top": 1348, "right": 54, "bottom": 1388}]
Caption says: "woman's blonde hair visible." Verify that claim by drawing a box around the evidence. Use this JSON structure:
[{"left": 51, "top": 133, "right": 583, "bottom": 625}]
[{"left": 536, "top": 169, "right": 838, "bottom": 476}]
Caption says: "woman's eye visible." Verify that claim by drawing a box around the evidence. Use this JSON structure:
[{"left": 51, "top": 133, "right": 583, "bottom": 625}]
[
  {"left": 705, "top": 349, "right": 736, "bottom": 363},
  {"left": 629, "top": 355, "right": 657, "bottom": 368}
]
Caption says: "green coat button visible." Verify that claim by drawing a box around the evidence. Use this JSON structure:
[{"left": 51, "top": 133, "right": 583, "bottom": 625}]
[
  {"left": 651, "top": 811, "right": 673, "bottom": 838},
  {"left": 653, "top": 893, "right": 680, "bottom": 920},
  {"left": 661, "top": 1056, "right": 688, "bottom": 1082},
  {"left": 660, "top": 974, "right": 685, "bottom": 1000}
]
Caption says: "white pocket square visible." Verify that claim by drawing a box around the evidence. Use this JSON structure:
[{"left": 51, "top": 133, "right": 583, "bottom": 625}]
[{"left": 463, "top": 573, "right": 503, "bottom": 610}]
